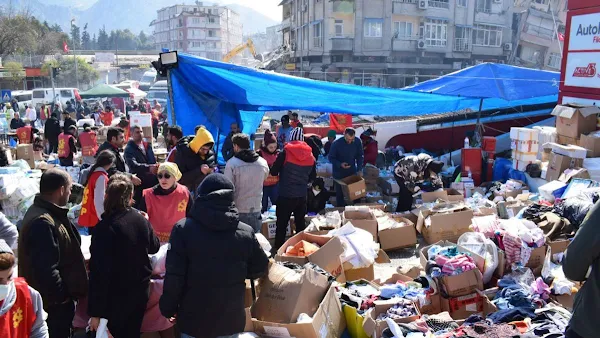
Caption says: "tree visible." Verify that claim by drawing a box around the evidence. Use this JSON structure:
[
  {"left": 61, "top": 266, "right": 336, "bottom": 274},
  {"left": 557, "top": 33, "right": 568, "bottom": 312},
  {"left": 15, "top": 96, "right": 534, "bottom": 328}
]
[
  {"left": 70, "top": 23, "right": 81, "bottom": 50},
  {"left": 4, "top": 61, "right": 25, "bottom": 89},
  {"left": 81, "top": 23, "right": 91, "bottom": 50},
  {"left": 50, "top": 23, "right": 62, "bottom": 33},
  {"left": 97, "top": 26, "right": 109, "bottom": 50},
  {"left": 91, "top": 33, "right": 97, "bottom": 50},
  {"left": 43, "top": 57, "right": 99, "bottom": 88},
  {"left": 137, "top": 31, "right": 154, "bottom": 50}
]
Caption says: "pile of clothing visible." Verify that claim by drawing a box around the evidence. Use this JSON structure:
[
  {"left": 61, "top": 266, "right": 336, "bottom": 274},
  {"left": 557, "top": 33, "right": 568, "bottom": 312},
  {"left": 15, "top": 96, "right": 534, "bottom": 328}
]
[
  {"left": 494, "top": 218, "right": 545, "bottom": 267},
  {"left": 376, "top": 299, "right": 418, "bottom": 321},
  {"left": 336, "top": 281, "right": 380, "bottom": 313},
  {"left": 426, "top": 245, "right": 477, "bottom": 277},
  {"left": 282, "top": 240, "right": 320, "bottom": 257},
  {"left": 378, "top": 277, "right": 436, "bottom": 310}
]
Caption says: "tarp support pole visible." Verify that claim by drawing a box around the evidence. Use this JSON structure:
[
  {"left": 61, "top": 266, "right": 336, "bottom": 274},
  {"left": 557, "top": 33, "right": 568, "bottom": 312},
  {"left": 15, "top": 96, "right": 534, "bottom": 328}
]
[
  {"left": 167, "top": 69, "right": 176, "bottom": 125},
  {"left": 476, "top": 98, "right": 484, "bottom": 146}
]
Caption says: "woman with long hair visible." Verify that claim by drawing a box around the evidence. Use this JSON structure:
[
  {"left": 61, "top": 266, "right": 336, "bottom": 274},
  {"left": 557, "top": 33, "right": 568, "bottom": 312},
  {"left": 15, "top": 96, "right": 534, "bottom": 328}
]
[
  {"left": 79, "top": 150, "right": 115, "bottom": 229},
  {"left": 88, "top": 174, "right": 160, "bottom": 338},
  {"left": 139, "top": 162, "right": 191, "bottom": 244},
  {"left": 257, "top": 129, "right": 280, "bottom": 212}
]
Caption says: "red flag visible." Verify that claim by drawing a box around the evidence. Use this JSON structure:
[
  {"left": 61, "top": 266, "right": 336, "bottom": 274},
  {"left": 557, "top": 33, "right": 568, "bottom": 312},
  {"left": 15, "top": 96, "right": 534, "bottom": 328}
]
[
  {"left": 63, "top": 41, "right": 69, "bottom": 53},
  {"left": 558, "top": 32, "right": 565, "bottom": 41},
  {"left": 329, "top": 113, "right": 353, "bottom": 133}
]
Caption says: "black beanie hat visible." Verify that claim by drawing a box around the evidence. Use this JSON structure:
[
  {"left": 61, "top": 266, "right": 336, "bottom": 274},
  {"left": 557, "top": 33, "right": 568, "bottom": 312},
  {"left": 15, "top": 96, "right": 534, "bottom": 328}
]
[{"left": 197, "top": 173, "right": 235, "bottom": 197}]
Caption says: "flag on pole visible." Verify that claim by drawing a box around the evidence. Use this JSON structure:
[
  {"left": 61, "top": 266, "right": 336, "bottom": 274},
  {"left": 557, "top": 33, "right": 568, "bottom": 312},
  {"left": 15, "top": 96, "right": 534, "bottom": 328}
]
[
  {"left": 63, "top": 41, "right": 69, "bottom": 53},
  {"left": 558, "top": 32, "right": 565, "bottom": 41},
  {"left": 329, "top": 113, "right": 353, "bottom": 133}
]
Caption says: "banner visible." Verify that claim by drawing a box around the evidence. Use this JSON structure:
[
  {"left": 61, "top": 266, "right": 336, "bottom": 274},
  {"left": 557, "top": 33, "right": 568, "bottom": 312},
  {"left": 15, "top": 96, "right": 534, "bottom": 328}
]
[{"left": 329, "top": 113, "right": 352, "bottom": 133}]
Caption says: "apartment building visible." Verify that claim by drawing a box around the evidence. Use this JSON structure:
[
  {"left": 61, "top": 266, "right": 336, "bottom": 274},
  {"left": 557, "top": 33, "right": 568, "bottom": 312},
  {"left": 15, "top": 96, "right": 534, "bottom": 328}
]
[
  {"left": 280, "top": 0, "right": 514, "bottom": 88},
  {"left": 151, "top": 2, "right": 243, "bottom": 61},
  {"left": 512, "top": 0, "right": 566, "bottom": 71}
]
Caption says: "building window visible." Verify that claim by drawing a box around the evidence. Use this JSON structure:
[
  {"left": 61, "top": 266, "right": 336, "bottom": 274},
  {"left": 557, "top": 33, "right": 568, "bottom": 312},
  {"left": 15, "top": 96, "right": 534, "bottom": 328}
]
[
  {"left": 209, "top": 17, "right": 217, "bottom": 24},
  {"left": 335, "top": 20, "right": 344, "bottom": 37},
  {"left": 208, "top": 30, "right": 216, "bottom": 37},
  {"left": 423, "top": 19, "right": 447, "bottom": 47},
  {"left": 454, "top": 26, "right": 472, "bottom": 51},
  {"left": 476, "top": 0, "right": 492, "bottom": 13},
  {"left": 192, "top": 18, "right": 200, "bottom": 24},
  {"left": 547, "top": 52, "right": 561, "bottom": 69},
  {"left": 457, "top": 0, "right": 468, "bottom": 6},
  {"left": 428, "top": 0, "right": 450, "bottom": 9},
  {"left": 364, "top": 19, "right": 383, "bottom": 38},
  {"left": 313, "top": 22, "right": 323, "bottom": 47},
  {"left": 473, "top": 24, "right": 502, "bottom": 47},
  {"left": 393, "top": 21, "right": 413, "bottom": 38},
  {"left": 519, "top": 45, "right": 542, "bottom": 63}
]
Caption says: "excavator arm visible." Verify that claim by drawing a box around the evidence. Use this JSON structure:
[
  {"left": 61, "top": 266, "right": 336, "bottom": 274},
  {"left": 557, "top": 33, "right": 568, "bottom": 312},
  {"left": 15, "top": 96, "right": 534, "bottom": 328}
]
[{"left": 223, "top": 38, "right": 263, "bottom": 63}]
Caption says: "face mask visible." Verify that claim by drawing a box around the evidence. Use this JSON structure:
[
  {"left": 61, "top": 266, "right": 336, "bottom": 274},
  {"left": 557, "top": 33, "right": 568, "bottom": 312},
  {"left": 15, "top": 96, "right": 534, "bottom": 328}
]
[
  {"left": 312, "top": 188, "right": 321, "bottom": 196},
  {"left": 0, "top": 282, "right": 12, "bottom": 302}
]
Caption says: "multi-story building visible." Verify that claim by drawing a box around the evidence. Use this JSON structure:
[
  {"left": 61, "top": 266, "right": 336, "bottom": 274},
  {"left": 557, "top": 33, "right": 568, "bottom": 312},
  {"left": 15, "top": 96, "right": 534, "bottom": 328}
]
[
  {"left": 150, "top": 2, "right": 243, "bottom": 61},
  {"left": 279, "top": 0, "right": 514, "bottom": 88},
  {"left": 266, "top": 24, "right": 284, "bottom": 51},
  {"left": 512, "top": 0, "right": 566, "bottom": 71}
]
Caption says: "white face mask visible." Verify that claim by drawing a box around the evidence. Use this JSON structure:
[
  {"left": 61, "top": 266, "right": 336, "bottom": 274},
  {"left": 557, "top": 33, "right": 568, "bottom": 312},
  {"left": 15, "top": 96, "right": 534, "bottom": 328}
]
[
  {"left": 0, "top": 282, "right": 12, "bottom": 302},
  {"left": 312, "top": 188, "right": 321, "bottom": 196}
]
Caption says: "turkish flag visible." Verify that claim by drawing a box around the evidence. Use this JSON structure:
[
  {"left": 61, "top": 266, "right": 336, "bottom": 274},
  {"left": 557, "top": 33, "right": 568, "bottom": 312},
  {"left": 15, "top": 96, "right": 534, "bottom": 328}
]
[
  {"left": 558, "top": 32, "right": 565, "bottom": 41},
  {"left": 63, "top": 41, "right": 69, "bottom": 53},
  {"left": 329, "top": 113, "right": 353, "bottom": 133}
]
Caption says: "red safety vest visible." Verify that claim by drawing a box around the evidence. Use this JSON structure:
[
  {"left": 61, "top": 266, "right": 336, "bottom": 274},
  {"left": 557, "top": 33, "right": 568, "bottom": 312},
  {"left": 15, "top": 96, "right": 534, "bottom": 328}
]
[
  {"left": 40, "top": 107, "right": 49, "bottom": 120},
  {"left": 16, "top": 126, "right": 32, "bottom": 144},
  {"left": 143, "top": 184, "right": 189, "bottom": 243},
  {"left": 0, "top": 278, "right": 36, "bottom": 338},
  {"left": 100, "top": 112, "right": 114, "bottom": 126},
  {"left": 79, "top": 170, "right": 108, "bottom": 227},
  {"left": 57, "top": 133, "right": 74, "bottom": 158},
  {"left": 79, "top": 131, "right": 98, "bottom": 156}
]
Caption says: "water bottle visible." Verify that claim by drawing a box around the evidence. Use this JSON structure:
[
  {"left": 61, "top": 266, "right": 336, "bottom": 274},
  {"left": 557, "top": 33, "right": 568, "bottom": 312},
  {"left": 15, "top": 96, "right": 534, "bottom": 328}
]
[{"left": 464, "top": 137, "right": 470, "bottom": 149}]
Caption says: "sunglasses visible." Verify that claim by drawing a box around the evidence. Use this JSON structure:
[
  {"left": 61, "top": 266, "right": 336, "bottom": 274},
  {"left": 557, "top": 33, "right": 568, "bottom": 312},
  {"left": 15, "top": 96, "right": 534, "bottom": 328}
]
[{"left": 157, "top": 173, "right": 172, "bottom": 180}]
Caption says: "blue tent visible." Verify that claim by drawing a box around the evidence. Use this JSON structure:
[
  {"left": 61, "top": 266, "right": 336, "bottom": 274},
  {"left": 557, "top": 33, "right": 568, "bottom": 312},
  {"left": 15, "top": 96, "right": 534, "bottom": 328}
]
[{"left": 403, "top": 63, "right": 560, "bottom": 103}]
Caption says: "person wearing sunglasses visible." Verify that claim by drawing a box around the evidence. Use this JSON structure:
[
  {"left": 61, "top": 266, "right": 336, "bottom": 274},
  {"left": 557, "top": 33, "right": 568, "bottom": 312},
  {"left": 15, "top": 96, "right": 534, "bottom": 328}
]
[
  {"left": 139, "top": 162, "right": 192, "bottom": 244},
  {"left": 174, "top": 126, "right": 217, "bottom": 194}
]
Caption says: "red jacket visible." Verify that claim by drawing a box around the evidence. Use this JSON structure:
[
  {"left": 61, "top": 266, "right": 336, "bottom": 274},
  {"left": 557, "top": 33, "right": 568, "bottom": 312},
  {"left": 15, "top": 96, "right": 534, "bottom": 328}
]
[{"left": 362, "top": 138, "right": 378, "bottom": 166}]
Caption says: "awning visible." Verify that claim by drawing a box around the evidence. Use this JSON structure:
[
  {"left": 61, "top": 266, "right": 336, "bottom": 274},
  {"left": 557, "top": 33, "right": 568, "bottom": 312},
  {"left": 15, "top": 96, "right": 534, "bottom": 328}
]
[
  {"left": 425, "top": 16, "right": 450, "bottom": 21},
  {"left": 474, "top": 22, "right": 506, "bottom": 28},
  {"left": 455, "top": 24, "right": 474, "bottom": 28},
  {"left": 364, "top": 18, "right": 384, "bottom": 22},
  {"left": 310, "top": 19, "right": 323, "bottom": 25}
]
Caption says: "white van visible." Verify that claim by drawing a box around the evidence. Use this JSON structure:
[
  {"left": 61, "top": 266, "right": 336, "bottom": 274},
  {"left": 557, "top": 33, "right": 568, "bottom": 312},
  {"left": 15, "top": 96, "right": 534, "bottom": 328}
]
[
  {"left": 32, "top": 88, "right": 81, "bottom": 108},
  {"left": 12, "top": 90, "right": 33, "bottom": 110},
  {"left": 139, "top": 70, "right": 158, "bottom": 91},
  {"left": 146, "top": 81, "right": 168, "bottom": 107}
]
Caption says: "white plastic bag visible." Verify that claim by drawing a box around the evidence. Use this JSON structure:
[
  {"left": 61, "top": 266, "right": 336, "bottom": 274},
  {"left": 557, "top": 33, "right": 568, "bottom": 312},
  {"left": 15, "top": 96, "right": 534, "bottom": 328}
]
[
  {"left": 458, "top": 232, "right": 498, "bottom": 284},
  {"left": 255, "top": 233, "right": 272, "bottom": 257},
  {"left": 329, "top": 222, "right": 378, "bottom": 268},
  {"left": 150, "top": 244, "right": 169, "bottom": 275}
]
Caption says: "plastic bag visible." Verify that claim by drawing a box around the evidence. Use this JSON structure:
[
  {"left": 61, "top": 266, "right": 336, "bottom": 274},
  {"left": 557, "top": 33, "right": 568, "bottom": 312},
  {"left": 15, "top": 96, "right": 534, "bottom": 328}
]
[
  {"left": 458, "top": 232, "right": 499, "bottom": 284},
  {"left": 554, "top": 190, "right": 600, "bottom": 228},
  {"left": 329, "top": 222, "right": 378, "bottom": 268},
  {"left": 255, "top": 233, "right": 272, "bottom": 257},
  {"left": 150, "top": 244, "right": 169, "bottom": 276}
]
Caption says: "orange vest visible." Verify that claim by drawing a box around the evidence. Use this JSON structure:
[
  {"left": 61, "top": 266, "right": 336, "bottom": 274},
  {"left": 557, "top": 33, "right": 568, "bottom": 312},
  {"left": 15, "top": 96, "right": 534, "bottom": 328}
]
[
  {"left": 100, "top": 112, "right": 114, "bottom": 126},
  {"left": 79, "top": 131, "right": 98, "bottom": 156},
  {"left": 40, "top": 107, "right": 49, "bottom": 120},
  {"left": 0, "top": 278, "right": 36, "bottom": 338},
  {"left": 16, "top": 126, "right": 32, "bottom": 144},
  {"left": 57, "top": 133, "right": 74, "bottom": 158},
  {"left": 143, "top": 184, "right": 190, "bottom": 243},
  {"left": 79, "top": 170, "right": 108, "bottom": 227}
]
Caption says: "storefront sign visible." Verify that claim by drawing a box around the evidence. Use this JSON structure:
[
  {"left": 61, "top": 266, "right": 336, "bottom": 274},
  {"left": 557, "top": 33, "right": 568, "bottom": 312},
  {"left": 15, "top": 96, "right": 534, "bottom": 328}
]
[
  {"left": 568, "top": 13, "right": 600, "bottom": 51},
  {"left": 564, "top": 52, "right": 600, "bottom": 88}
]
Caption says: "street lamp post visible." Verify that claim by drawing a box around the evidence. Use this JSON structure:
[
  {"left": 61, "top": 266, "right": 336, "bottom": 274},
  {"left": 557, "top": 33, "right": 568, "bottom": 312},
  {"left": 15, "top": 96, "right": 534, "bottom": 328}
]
[{"left": 71, "top": 19, "right": 80, "bottom": 89}]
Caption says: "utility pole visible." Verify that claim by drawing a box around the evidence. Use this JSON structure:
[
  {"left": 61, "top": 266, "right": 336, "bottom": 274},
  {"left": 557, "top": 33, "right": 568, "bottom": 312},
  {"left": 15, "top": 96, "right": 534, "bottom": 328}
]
[
  {"left": 71, "top": 20, "right": 80, "bottom": 89},
  {"left": 51, "top": 68, "right": 57, "bottom": 106}
]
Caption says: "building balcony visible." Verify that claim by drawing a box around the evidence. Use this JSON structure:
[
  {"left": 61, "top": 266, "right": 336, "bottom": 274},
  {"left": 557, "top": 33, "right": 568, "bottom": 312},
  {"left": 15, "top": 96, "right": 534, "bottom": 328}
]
[
  {"left": 453, "top": 38, "right": 472, "bottom": 52},
  {"left": 524, "top": 24, "right": 555, "bottom": 41},
  {"left": 331, "top": 37, "right": 354, "bottom": 51},
  {"left": 392, "top": 38, "right": 418, "bottom": 51},
  {"left": 428, "top": 0, "right": 450, "bottom": 9},
  {"left": 332, "top": 0, "right": 354, "bottom": 13}
]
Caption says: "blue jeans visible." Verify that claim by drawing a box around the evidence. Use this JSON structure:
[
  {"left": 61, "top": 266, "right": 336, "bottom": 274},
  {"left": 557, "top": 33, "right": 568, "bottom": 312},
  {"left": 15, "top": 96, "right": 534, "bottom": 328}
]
[
  {"left": 239, "top": 212, "right": 262, "bottom": 233},
  {"left": 262, "top": 184, "right": 279, "bottom": 212}
]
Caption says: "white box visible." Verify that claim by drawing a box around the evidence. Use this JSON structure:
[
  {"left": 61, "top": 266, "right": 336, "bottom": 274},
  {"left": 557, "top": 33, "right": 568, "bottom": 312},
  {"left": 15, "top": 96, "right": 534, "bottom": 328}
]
[
  {"left": 545, "top": 143, "right": 588, "bottom": 160},
  {"left": 129, "top": 113, "right": 152, "bottom": 128}
]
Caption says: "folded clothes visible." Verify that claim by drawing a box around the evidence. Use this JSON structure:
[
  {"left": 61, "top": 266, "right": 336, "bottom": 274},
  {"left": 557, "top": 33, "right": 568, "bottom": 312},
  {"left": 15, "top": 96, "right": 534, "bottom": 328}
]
[
  {"left": 376, "top": 299, "right": 418, "bottom": 321},
  {"left": 434, "top": 253, "right": 477, "bottom": 276}
]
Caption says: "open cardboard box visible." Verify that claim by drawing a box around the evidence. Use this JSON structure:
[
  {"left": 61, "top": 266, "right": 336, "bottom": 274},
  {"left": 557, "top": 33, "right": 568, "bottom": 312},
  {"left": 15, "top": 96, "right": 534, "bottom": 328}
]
[
  {"left": 378, "top": 215, "right": 417, "bottom": 251},
  {"left": 551, "top": 104, "right": 600, "bottom": 139},
  {"left": 441, "top": 290, "right": 497, "bottom": 320},
  {"left": 362, "top": 300, "right": 421, "bottom": 338},
  {"left": 421, "top": 189, "right": 465, "bottom": 203},
  {"left": 275, "top": 232, "right": 345, "bottom": 282},
  {"left": 252, "top": 287, "right": 346, "bottom": 338},
  {"left": 343, "top": 250, "right": 390, "bottom": 282},
  {"left": 261, "top": 218, "right": 295, "bottom": 241},
  {"left": 373, "top": 273, "right": 442, "bottom": 315},
  {"left": 335, "top": 175, "right": 367, "bottom": 202},
  {"left": 416, "top": 204, "right": 474, "bottom": 244},
  {"left": 341, "top": 279, "right": 380, "bottom": 338},
  {"left": 343, "top": 210, "right": 378, "bottom": 241}
]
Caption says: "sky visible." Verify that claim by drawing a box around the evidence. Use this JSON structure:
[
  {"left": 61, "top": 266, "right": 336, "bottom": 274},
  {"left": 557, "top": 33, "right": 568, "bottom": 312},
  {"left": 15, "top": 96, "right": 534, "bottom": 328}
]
[{"left": 227, "top": 0, "right": 282, "bottom": 21}]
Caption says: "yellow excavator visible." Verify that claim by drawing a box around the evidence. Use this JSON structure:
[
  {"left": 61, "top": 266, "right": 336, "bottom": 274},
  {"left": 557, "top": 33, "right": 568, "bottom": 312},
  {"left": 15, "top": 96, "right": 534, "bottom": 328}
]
[{"left": 222, "top": 38, "right": 264, "bottom": 63}]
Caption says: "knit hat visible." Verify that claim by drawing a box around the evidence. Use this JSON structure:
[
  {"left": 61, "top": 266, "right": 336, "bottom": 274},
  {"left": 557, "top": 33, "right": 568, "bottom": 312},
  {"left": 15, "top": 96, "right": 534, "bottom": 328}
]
[
  {"left": 263, "top": 129, "right": 277, "bottom": 146},
  {"left": 197, "top": 173, "right": 234, "bottom": 198},
  {"left": 158, "top": 162, "right": 182, "bottom": 181},
  {"left": 327, "top": 130, "right": 336, "bottom": 138},
  {"left": 289, "top": 127, "right": 304, "bottom": 142},
  {"left": 0, "top": 239, "right": 13, "bottom": 256}
]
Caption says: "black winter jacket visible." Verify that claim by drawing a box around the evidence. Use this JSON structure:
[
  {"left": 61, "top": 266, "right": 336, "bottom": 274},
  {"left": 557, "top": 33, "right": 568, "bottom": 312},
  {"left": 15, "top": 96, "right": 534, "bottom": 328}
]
[
  {"left": 221, "top": 131, "right": 236, "bottom": 162},
  {"left": 96, "top": 141, "right": 127, "bottom": 177},
  {"left": 63, "top": 117, "right": 77, "bottom": 133},
  {"left": 88, "top": 208, "right": 160, "bottom": 323},
  {"left": 174, "top": 136, "right": 217, "bottom": 193},
  {"left": 159, "top": 189, "right": 269, "bottom": 338},
  {"left": 270, "top": 141, "right": 316, "bottom": 198},
  {"left": 124, "top": 140, "right": 158, "bottom": 188},
  {"left": 44, "top": 117, "right": 61, "bottom": 141}
]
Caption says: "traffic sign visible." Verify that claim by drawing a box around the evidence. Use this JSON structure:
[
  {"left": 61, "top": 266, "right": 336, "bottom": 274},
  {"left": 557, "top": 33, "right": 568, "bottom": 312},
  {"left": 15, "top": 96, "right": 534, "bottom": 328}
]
[{"left": 1, "top": 90, "right": 11, "bottom": 102}]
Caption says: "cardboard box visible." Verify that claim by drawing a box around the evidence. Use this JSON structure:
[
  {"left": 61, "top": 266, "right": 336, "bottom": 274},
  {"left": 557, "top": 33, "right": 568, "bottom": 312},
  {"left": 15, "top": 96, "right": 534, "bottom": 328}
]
[
  {"left": 526, "top": 245, "right": 547, "bottom": 270},
  {"left": 343, "top": 250, "right": 390, "bottom": 282},
  {"left": 546, "top": 152, "right": 584, "bottom": 183},
  {"left": 556, "top": 134, "right": 580, "bottom": 146},
  {"left": 261, "top": 219, "right": 295, "bottom": 240},
  {"left": 559, "top": 168, "right": 590, "bottom": 183},
  {"left": 372, "top": 273, "right": 441, "bottom": 315},
  {"left": 551, "top": 104, "right": 599, "bottom": 139},
  {"left": 416, "top": 205, "right": 474, "bottom": 244},
  {"left": 441, "top": 269, "right": 484, "bottom": 297},
  {"left": 363, "top": 165, "right": 380, "bottom": 179},
  {"left": 16, "top": 144, "right": 34, "bottom": 160},
  {"left": 142, "top": 126, "right": 153, "bottom": 142},
  {"left": 341, "top": 280, "right": 380, "bottom": 338},
  {"left": 275, "top": 233, "right": 345, "bottom": 281},
  {"left": 355, "top": 203, "right": 387, "bottom": 212},
  {"left": 378, "top": 216, "right": 417, "bottom": 251},
  {"left": 440, "top": 290, "right": 498, "bottom": 320},
  {"left": 245, "top": 280, "right": 260, "bottom": 308},
  {"left": 545, "top": 142, "right": 588, "bottom": 159},
  {"left": 335, "top": 175, "right": 367, "bottom": 202},
  {"left": 362, "top": 300, "right": 421, "bottom": 338},
  {"left": 252, "top": 262, "right": 330, "bottom": 324},
  {"left": 252, "top": 287, "right": 346, "bottom": 338},
  {"left": 579, "top": 133, "right": 600, "bottom": 157},
  {"left": 420, "top": 240, "right": 485, "bottom": 275},
  {"left": 421, "top": 189, "right": 465, "bottom": 203},
  {"left": 343, "top": 210, "right": 378, "bottom": 241},
  {"left": 548, "top": 239, "right": 570, "bottom": 254},
  {"left": 551, "top": 293, "right": 575, "bottom": 311}
]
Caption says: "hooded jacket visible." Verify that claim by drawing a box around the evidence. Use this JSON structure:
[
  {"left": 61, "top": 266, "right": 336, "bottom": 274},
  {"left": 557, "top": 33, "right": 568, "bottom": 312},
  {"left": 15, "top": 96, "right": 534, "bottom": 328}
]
[
  {"left": 44, "top": 116, "right": 61, "bottom": 141},
  {"left": 174, "top": 129, "right": 217, "bottom": 192},
  {"left": 224, "top": 149, "right": 269, "bottom": 213},
  {"left": 270, "top": 141, "right": 316, "bottom": 198},
  {"left": 221, "top": 131, "right": 236, "bottom": 162},
  {"left": 159, "top": 183, "right": 268, "bottom": 338},
  {"left": 307, "top": 177, "right": 330, "bottom": 213}
]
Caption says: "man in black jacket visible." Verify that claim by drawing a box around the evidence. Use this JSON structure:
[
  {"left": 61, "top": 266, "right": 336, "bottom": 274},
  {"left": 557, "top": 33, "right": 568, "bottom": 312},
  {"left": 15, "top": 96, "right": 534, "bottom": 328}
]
[
  {"left": 62, "top": 111, "right": 77, "bottom": 133},
  {"left": 221, "top": 122, "right": 240, "bottom": 162},
  {"left": 44, "top": 112, "right": 61, "bottom": 154},
  {"left": 19, "top": 169, "right": 88, "bottom": 338},
  {"left": 124, "top": 125, "right": 158, "bottom": 207},
  {"left": 160, "top": 174, "right": 268, "bottom": 338},
  {"left": 96, "top": 127, "right": 142, "bottom": 186},
  {"left": 174, "top": 126, "right": 216, "bottom": 194}
]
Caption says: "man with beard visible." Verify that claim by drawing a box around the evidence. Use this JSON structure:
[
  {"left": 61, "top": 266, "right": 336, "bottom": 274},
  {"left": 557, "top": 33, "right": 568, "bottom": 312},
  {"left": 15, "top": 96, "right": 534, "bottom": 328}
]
[
  {"left": 221, "top": 122, "right": 241, "bottom": 162},
  {"left": 166, "top": 125, "right": 184, "bottom": 162}
]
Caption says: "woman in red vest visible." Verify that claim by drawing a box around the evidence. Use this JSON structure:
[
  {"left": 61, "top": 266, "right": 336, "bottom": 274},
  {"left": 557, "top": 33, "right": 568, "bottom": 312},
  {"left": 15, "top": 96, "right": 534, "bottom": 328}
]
[
  {"left": 79, "top": 150, "right": 116, "bottom": 230},
  {"left": 57, "top": 125, "right": 77, "bottom": 167},
  {"left": 0, "top": 239, "right": 49, "bottom": 337},
  {"left": 79, "top": 124, "right": 99, "bottom": 166},
  {"left": 100, "top": 107, "right": 114, "bottom": 126},
  {"left": 257, "top": 129, "right": 280, "bottom": 212},
  {"left": 139, "top": 162, "right": 191, "bottom": 244},
  {"left": 16, "top": 124, "right": 33, "bottom": 144}
]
